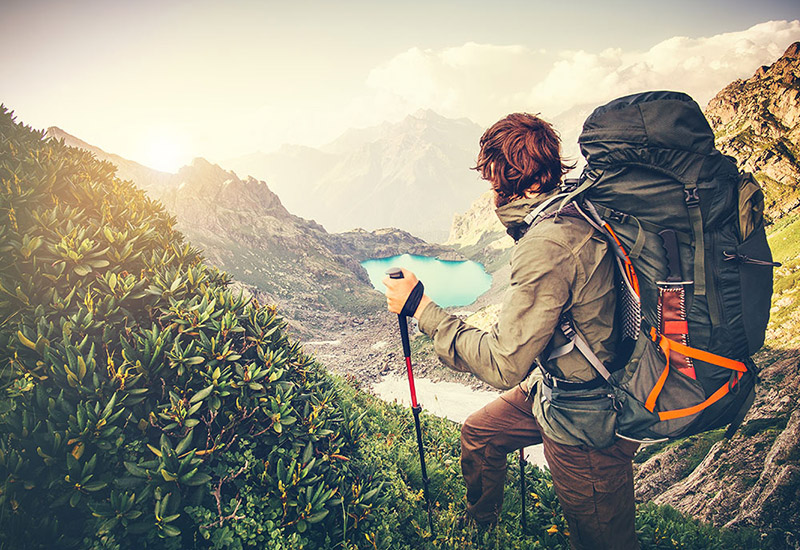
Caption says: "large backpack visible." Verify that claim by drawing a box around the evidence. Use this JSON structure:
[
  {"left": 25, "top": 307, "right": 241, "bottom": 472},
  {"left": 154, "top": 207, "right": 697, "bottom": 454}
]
[{"left": 536, "top": 91, "right": 779, "bottom": 442}]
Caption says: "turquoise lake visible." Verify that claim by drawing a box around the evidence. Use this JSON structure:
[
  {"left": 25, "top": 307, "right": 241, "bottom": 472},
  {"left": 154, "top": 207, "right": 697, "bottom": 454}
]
[{"left": 361, "top": 254, "right": 492, "bottom": 308}]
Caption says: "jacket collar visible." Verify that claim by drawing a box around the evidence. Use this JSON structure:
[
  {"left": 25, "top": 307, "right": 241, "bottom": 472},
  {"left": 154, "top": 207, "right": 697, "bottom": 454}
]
[{"left": 495, "top": 189, "right": 562, "bottom": 240}]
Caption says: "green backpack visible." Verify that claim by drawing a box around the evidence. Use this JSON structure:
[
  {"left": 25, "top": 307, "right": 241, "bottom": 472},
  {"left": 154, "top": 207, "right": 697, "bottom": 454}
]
[{"left": 538, "top": 91, "right": 779, "bottom": 442}]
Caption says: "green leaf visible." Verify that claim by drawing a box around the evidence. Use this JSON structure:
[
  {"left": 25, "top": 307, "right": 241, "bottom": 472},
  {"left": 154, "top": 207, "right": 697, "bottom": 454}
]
[
  {"left": 159, "top": 433, "right": 173, "bottom": 453},
  {"left": 161, "top": 524, "right": 181, "bottom": 537},
  {"left": 83, "top": 481, "right": 108, "bottom": 492},
  {"left": 189, "top": 385, "right": 214, "bottom": 404},
  {"left": 302, "top": 442, "right": 313, "bottom": 464},
  {"left": 35, "top": 336, "right": 50, "bottom": 355},
  {"left": 77, "top": 356, "right": 87, "bottom": 381},
  {"left": 16, "top": 331, "right": 36, "bottom": 350},
  {"left": 87, "top": 259, "right": 109, "bottom": 269},
  {"left": 161, "top": 470, "right": 177, "bottom": 482},
  {"left": 73, "top": 265, "right": 91, "bottom": 276},
  {"left": 161, "top": 513, "right": 180, "bottom": 524},
  {"left": 182, "top": 472, "right": 211, "bottom": 486},
  {"left": 175, "top": 430, "right": 193, "bottom": 455},
  {"left": 124, "top": 462, "right": 148, "bottom": 478},
  {"left": 307, "top": 510, "right": 329, "bottom": 524},
  {"left": 100, "top": 392, "right": 117, "bottom": 420}
]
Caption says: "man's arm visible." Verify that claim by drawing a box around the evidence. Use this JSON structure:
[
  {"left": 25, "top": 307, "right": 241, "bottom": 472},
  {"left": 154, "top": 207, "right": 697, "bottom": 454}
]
[{"left": 413, "top": 237, "right": 577, "bottom": 390}]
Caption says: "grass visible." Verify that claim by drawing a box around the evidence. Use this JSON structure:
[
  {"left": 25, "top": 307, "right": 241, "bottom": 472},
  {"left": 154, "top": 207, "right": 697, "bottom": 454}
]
[{"left": 767, "top": 212, "right": 800, "bottom": 264}]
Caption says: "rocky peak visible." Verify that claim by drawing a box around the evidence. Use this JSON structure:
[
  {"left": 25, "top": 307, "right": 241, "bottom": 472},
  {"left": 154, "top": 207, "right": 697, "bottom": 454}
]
[
  {"left": 705, "top": 41, "right": 800, "bottom": 221},
  {"left": 784, "top": 41, "right": 800, "bottom": 59},
  {"left": 171, "top": 157, "right": 287, "bottom": 216}
]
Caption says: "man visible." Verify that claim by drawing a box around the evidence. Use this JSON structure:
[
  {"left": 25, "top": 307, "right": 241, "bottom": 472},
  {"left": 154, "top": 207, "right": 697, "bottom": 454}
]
[{"left": 383, "top": 113, "right": 640, "bottom": 550}]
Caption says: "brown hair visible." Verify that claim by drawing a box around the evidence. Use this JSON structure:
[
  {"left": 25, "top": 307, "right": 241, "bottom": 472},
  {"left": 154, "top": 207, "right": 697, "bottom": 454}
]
[{"left": 474, "top": 113, "right": 574, "bottom": 206}]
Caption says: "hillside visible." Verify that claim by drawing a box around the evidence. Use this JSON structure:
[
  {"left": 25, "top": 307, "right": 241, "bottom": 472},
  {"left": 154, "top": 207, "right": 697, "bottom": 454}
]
[
  {"left": 45, "top": 126, "right": 174, "bottom": 197},
  {"left": 224, "top": 110, "right": 486, "bottom": 242},
  {"left": 0, "top": 105, "right": 396, "bottom": 549}
]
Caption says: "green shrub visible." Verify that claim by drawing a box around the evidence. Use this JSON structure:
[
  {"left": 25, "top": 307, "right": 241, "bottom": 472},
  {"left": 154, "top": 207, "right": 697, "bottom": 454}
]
[{"left": 0, "top": 106, "right": 386, "bottom": 549}]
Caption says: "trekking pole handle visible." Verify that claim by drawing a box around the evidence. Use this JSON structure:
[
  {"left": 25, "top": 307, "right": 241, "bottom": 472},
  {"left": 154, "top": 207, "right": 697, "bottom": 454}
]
[
  {"left": 386, "top": 267, "right": 404, "bottom": 280},
  {"left": 386, "top": 268, "right": 412, "bottom": 357}
]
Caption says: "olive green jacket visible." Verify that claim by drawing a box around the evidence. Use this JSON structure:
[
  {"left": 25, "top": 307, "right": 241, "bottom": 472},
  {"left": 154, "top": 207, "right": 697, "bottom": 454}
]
[{"left": 418, "top": 190, "right": 619, "bottom": 447}]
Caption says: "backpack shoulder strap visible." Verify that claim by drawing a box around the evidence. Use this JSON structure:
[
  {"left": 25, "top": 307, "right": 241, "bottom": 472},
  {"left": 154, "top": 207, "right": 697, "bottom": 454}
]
[
  {"left": 523, "top": 192, "right": 571, "bottom": 227},
  {"left": 548, "top": 314, "right": 614, "bottom": 382}
]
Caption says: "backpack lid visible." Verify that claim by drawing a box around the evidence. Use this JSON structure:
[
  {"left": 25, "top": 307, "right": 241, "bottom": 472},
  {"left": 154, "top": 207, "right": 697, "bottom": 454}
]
[{"left": 579, "top": 91, "right": 716, "bottom": 186}]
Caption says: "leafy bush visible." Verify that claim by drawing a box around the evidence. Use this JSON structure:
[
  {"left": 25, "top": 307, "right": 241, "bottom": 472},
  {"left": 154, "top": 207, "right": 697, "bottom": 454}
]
[{"left": 0, "top": 106, "right": 387, "bottom": 549}]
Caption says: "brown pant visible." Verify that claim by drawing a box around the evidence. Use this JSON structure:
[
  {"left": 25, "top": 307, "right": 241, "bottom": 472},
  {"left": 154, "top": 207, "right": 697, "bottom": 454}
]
[{"left": 460, "top": 385, "right": 640, "bottom": 550}]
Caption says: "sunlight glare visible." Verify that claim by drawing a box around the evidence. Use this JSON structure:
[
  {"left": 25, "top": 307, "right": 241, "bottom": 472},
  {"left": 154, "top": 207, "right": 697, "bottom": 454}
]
[{"left": 142, "top": 130, "right": 191, "bottom": 173}]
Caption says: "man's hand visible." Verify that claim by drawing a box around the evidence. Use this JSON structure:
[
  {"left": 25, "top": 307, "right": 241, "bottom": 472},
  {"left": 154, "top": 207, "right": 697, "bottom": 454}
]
[{"left": 382, "top": 268, "right": 432, "bottom": 319}]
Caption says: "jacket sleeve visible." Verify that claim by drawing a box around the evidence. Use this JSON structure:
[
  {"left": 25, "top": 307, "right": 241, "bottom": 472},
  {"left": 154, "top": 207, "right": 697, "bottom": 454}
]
[{"left": 417, "top": 236, "right": 577, "bottom": 390}]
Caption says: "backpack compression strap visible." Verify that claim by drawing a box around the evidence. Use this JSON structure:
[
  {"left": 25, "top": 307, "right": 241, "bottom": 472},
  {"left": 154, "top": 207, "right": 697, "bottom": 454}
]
[{"left": 646, "top": 328, "right": 747, "bottom": 420}]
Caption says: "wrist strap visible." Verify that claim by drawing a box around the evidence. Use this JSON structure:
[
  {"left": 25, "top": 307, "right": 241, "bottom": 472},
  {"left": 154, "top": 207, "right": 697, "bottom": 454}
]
[{"left": 401, "top": 281, "right": 425, "bottom": 317}]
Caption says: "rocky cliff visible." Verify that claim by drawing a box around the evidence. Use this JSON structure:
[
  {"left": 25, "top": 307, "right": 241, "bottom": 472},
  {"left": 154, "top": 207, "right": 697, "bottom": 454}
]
[
  {"left": 706, "top": 41, "right": 800, "bottom": 221},
  {"left": 445, "top": 190, "right": 513, "bottom": 273}
]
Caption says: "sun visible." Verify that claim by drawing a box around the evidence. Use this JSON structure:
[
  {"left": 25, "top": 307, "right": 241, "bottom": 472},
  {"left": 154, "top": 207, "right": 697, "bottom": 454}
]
[{"left": 142, "top": 130, "right": 191, "bottom": 173}]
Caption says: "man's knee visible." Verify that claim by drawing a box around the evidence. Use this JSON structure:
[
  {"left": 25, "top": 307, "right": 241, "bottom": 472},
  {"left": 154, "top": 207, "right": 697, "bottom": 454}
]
[{"left": 460, "top": 408, "right": 489, "bottom": 450}]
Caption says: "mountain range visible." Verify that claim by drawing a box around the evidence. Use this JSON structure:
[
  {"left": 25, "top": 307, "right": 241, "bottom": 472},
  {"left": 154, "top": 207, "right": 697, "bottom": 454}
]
[{"left": 224, "top": 109, "right": 487, "bottom": 242}]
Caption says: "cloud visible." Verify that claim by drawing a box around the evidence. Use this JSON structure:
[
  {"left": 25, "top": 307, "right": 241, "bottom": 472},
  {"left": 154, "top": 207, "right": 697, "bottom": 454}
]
[
  {"left": 365, "top": 20, "right": 800, "bottom": 126},
  {"left": 528, "top": 20, "right": 800, "bottom": 115},
  {"left": 366, "top": 42, "right": 553, "bottom": 124}
]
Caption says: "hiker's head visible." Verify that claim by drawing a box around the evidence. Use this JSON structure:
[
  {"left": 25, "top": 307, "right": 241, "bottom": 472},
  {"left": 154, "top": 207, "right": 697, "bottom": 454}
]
[{"left": 474, "top": 113, "right": 574, "bottom": 207}]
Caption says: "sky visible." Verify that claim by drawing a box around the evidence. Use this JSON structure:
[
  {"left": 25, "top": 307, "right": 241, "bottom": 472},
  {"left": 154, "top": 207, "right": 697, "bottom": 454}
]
[{"left": 2, "top": 0, "right": 799, "bottom": 172}]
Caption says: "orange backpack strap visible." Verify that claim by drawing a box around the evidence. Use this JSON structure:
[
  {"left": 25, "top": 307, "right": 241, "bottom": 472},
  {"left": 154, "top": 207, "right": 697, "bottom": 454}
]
[{"left": 645, "top": 329, "right": 747, "bottom": 420}]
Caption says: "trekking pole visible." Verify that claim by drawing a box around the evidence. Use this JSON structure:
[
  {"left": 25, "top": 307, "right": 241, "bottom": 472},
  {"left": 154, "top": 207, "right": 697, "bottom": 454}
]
[
  {"left": 386, "top": 267, "right": 435, "bottom": 535},
  {"left": 519, "top": 448, "right": 527, "bottom": 533}
]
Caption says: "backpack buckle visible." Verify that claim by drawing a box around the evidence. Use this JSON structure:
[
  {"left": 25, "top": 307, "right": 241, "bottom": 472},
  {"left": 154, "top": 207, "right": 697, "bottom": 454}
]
[
  {"left": 684, "top": 188, "right": 700, "bottom": 206},
  {"left": 606, "top": 209, "right": 629, "bottom": 224},
  {"left": 559, "top": 316, "right": 577, "bottom": 340}
]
